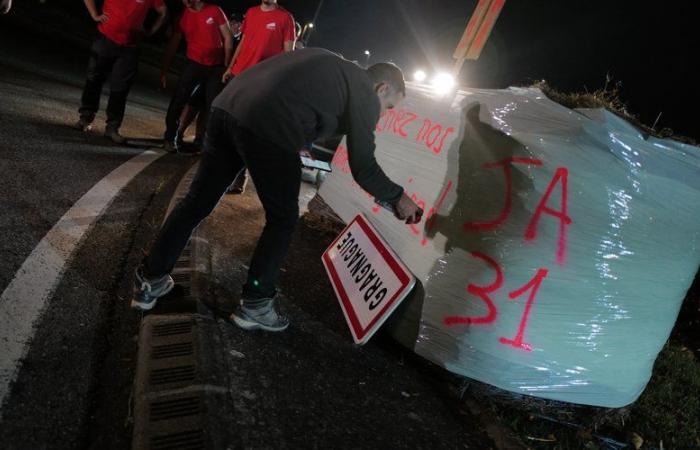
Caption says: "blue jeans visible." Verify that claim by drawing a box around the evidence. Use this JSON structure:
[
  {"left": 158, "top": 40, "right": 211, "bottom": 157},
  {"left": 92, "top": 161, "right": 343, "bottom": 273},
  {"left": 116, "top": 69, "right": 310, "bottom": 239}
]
[{"left": 145, "top": 108, "right": 301, "bottom": 300}]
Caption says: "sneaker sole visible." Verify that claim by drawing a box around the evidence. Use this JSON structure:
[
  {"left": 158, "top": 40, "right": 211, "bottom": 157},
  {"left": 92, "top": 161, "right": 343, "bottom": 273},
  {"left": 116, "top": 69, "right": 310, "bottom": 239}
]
[{"left": 230, "top": 314, "right": 289, "bottom": 332}]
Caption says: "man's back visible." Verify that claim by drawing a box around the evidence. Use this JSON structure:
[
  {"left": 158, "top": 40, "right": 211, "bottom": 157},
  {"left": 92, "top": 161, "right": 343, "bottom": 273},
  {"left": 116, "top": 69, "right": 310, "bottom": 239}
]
[{"left": 213, "top": 48, "right": 379, "bottom": 154}]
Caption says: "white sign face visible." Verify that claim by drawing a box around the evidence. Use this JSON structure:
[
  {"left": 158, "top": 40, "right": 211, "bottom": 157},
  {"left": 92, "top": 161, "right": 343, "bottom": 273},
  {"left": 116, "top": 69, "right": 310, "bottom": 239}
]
[{"left": 322, "top": 214, "right": 416, "bottom": 344}]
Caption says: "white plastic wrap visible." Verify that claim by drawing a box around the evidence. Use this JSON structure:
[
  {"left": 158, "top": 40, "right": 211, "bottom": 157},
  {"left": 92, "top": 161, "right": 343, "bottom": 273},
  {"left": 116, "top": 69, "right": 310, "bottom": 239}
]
[{"left": 318, "top": 83, "right": 700, "bottom": 407}]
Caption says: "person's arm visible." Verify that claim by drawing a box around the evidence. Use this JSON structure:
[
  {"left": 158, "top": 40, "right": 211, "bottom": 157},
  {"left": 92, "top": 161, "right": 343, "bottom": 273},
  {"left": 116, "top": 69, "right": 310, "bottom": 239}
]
[
  {"left": 222, "top": 34, "right": 244, "bottom": 82},
  {"left": 147, "top": 3, "right": 168, "bottom": 36},
  {"left": 345, "top": 94, "right": 421, "bottom": 223},
  {"left": 283, "top": 14, "right": 295, "bottom": 52},
  {"left": 160, "top": 31, "right": 182, "bottom": 88},
  {"left": 83, "top": 0, "right": 108, "bottom": 23},
  {"left": 1, "top": 0, "right": 13, "bottom": 15},
  {"left": 345, "top": 94, "right": 401, "bottom": 202},
  {"left": 219, "top": 23, "right": 233, "bottom": 67}
]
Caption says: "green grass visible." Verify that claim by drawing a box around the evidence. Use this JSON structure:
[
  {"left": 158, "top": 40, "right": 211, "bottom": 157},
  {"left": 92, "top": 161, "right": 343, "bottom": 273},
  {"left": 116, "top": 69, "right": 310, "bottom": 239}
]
[
  {"left": 627, "top": 344, "right": 700, "bottom": 449},
  {"left": 474, "top": 341, "right": 700, "bottom": 449}
]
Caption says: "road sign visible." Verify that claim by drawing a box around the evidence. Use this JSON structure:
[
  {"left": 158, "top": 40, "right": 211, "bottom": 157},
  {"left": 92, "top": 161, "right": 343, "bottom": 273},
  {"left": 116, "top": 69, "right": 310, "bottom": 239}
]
[{"left": 322, "top": 214, "right": 415, "bottom": 344}]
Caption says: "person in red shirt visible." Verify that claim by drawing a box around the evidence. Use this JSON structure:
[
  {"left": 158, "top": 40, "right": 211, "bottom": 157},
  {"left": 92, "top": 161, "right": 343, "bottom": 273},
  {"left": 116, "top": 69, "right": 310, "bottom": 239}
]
[
  {"left": 222, "top": 0, "right": 295, "bottom": 82},
  {"left": 176, "top": 13, "right": 243, "bottom": 149},
  {"left": 221, "top": 0, "right": 296, "bottom": 193},
  {"left": 160, "top": 0, "right": 233, "bottom": 153},
  {"left": 77, "top": 0, "right": 167, "bottom": 144}
]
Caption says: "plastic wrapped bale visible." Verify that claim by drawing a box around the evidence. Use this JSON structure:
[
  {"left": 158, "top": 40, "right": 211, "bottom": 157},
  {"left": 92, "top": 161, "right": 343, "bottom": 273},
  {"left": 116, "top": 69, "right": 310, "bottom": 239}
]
[{"left": 318, "top": 83, "right": 700, "bottom": 407}]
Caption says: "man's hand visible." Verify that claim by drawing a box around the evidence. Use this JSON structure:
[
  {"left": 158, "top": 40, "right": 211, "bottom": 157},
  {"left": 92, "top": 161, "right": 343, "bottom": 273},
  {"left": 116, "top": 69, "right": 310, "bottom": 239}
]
[
  {"left": 92, "top": 13, "right": 109, "bottom": 23},
  {"left": 221, "top": 71, "right": 234, "bottom": 83},
  {"left": 394, "top": 192, "right": 423, "bottom": 225},
  {"left": 159, "top": 72, "right": 167, "bottom": 89}
]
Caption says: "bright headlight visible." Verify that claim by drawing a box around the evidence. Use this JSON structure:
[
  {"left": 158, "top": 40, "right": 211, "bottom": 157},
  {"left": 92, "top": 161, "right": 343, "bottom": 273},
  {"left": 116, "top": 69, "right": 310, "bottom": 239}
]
[
  {"left": 431, "top": 72, "right": 455, "bottom": 95},
  {"left": 413, "top": 70, "right": 427, "bottom": 82}
]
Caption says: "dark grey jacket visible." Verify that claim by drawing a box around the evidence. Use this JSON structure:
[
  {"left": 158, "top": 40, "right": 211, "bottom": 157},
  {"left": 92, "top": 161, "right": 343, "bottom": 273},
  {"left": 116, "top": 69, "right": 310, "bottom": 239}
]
[{"left": 212, "top": 47, "right": 403, "bottom": 203}]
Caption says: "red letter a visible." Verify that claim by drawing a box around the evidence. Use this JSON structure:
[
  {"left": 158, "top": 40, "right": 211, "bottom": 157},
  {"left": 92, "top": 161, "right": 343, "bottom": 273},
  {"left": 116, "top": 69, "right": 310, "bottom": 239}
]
[{"left": 524, "top": 167, "right": 572, "bottom": 265}]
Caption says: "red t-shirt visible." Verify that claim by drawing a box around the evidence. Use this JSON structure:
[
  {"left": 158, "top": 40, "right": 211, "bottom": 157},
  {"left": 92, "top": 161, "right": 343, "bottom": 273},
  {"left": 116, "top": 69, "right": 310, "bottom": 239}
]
[
  {"left": 231, "top": 6, "right": 295, "bottom": 75},
  {"left": 98, "top": 0, "right": 164, "bottom": 47},
  {"left": 178, "top": 5, "right": 228, "bottom": 66}
]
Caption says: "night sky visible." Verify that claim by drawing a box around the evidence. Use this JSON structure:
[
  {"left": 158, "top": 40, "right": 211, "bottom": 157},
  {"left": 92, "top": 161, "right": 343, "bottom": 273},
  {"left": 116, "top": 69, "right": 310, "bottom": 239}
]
[{"left": 225, "top": 0, "right": 697, "bottom": 140}]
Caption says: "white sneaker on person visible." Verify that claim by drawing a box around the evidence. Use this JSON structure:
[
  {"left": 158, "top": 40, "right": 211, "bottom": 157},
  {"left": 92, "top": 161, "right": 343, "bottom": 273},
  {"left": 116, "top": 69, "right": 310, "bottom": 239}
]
[{"left": 230, "top": 298, "right": 289, "bottom": 332}]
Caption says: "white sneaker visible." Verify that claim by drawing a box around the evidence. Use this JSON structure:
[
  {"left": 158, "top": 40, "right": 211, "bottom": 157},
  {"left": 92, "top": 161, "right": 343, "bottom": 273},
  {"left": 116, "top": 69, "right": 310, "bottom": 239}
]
[{"left": 230, "top": 298, "right": 289, "bottom": 332}]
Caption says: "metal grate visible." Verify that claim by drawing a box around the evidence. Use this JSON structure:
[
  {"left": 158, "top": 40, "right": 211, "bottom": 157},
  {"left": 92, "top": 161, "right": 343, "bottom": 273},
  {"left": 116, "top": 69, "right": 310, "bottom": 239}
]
[
  {"left": 171, "top": 273, "right": 191, "bottom": 283},
  {"left": 152, "top": 321, "right": 192, "bottom": 337},
  {"left": 149, "top": 396, "right": 201, "bottom": 421},
  {"left": 150, "top": 365, "right": 196, "bottom": 386},
  {"left": 150, "top": 429, "right": 205, "bottom": 450},
  {"left": 152, "top": 342, "right": 194, "bottom": 360},
  {"left": 134, "top": 165, "right": 208, "bottom": 450},
  {"left": 174, "top": 259, "right": 190, "bottom": 269}
]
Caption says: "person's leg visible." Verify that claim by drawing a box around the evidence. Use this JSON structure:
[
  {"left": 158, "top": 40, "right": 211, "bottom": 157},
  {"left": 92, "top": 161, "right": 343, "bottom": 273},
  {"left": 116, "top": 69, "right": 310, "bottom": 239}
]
[
  {"left": 199, "top": 67, "right": 224, "bottom": 142},
  {"left": 105, "top": 45, "right": 139, "bottom": 139},
  {"left": 78, "top": 36, "right": 116, "bottom": 128},
  {"left": 228, "top": 129, "right": 300, "bottom": 331},
  {"left": 178, "top": 83, "right": 204, "bottom": 140},
  {"left": 194, "top": 107, "right": 207, "bottom": 145},
  {"left": 236, "top": 130, "right": 302, "bottom": 301},
  {"left": 133, "top": 109, "right": 244, "bottom": 310},
  {"left": 164, "top": 62, "right": 205, "bottom": 145},
  {"left": 178, "top": 104, "right": 198, "bottom": 141},
  {"left": 145, "top": 109, "right": 244, "bottom": 277}
]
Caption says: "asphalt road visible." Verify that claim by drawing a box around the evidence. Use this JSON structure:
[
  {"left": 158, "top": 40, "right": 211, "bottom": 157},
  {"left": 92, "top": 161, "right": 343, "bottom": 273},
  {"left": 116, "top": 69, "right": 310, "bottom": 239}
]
[{"left": 0, "top": 12, "right": 195, "bottom": 449}]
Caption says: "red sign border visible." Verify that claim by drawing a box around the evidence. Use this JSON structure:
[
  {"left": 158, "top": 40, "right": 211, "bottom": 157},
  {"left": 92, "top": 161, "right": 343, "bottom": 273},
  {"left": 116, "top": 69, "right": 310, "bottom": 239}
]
[{"left": 322, "top": 214, "right": 415, "bottom": 344}]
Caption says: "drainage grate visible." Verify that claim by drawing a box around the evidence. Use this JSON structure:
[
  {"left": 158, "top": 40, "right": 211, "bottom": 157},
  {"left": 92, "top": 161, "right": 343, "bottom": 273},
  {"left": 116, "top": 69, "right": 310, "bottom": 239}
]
[
  {"left": 149, "top": 396, "right": 201, "bottom": 421},
  {"left": 174, "top": 259, "right": 191, "bottom": 269},
  {"left": 171, "top": 272, "right": 191, "bottom": 284},
  {"left": 152, "top": 342, "right": 194, "bottom": 360},
  {"left": 153, "top": 321, "right": 192, "bottom": 337},
  {"left": 150, "top": 429, "right": 205, "bottom": 450},
  {"left": 134, "top": 165, "right": 209, "bottom": 450},
  {"left": 150, "top": 365, "right": 196, "bottom": 386}
]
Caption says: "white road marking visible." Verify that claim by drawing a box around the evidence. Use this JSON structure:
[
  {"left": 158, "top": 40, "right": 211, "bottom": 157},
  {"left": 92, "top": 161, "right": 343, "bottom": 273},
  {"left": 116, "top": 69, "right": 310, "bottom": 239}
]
[{"left": 0, "top": 150, "right": 163, "bottom": 410}]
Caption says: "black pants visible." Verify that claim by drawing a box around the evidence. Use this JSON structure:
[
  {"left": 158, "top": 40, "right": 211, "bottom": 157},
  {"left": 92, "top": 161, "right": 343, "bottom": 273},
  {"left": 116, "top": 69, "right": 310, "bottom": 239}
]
[
  {"left": 79, "top": 35, "right": 139, "bottom": 130},
  {"left": 164, "top": 60, "right": 224, "bottom": 142},
  {"left": 145, "top": 108, "right": 301, "bottom": 300}
]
